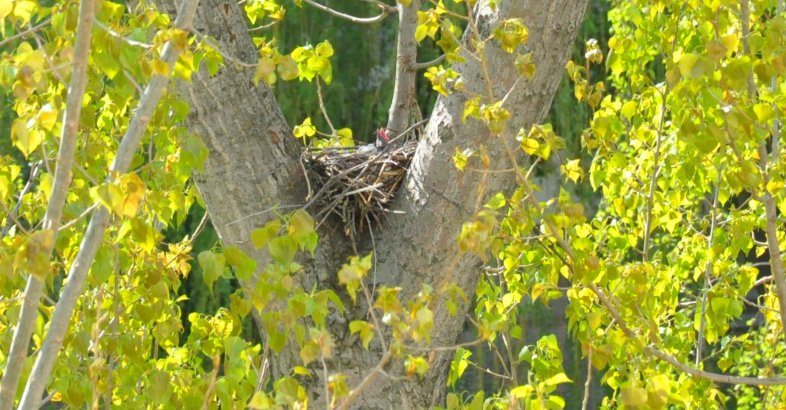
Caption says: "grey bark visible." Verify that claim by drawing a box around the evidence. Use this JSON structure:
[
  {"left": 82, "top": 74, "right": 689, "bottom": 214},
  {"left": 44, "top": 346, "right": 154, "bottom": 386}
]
[
  {"left": 174, "top": 0, "right": 587, "bottom": 407},
  {"left": 386, "top": 0, "right": 421, "bottom": 137}
]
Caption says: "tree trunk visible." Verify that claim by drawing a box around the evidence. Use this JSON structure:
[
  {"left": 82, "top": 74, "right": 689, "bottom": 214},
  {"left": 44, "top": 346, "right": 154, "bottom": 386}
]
[{"left": 173, "top": 0, "right": 587, "bottom": 407}]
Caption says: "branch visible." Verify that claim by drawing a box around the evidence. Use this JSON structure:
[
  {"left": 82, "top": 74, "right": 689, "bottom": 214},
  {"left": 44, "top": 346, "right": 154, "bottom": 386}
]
[
  {"left": 696, "top": 167, "right": 722, "bottom": 365},
  {"left": 413, "top": 54, "right": 445, "bottom": 70},
  {"left": 385, "top": 0, "right": 421, "bottom": 137},
  {"left": 0, "top": 17, "right": 52, "bottom": 48},
  {"left": 336, "top": 351, "right": 392, "bottom": 410},
  {"left": 302, "top": 0, "right": 394, "bottom": 24},
  {"left": 93, "top": 17, "right": 153, "bottom": 49},
  {"left": 200, "top": 355, "right": 221, "bottom": 410},
  {"left": 740, "top": 0, "right": 786, "bottom": 338},
  {"left": 0, "top": 2, "right": 94, "bottom": 407},
  {"left": 16, "top": 1, "right": 201, "bottom": 407},
  {"left": 582, "top": 347, "right": 593, "bottom": 410},
  {"left": 1, "top": 161, "right": 41, "bottom": 237},
  {"left": 316, "top": 77, "right": 336, "bottom": 135}
]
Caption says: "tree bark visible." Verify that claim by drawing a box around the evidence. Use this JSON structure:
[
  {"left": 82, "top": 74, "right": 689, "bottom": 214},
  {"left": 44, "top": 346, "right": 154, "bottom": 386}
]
[{"left": 175, "top": 0, "right": 587, "bottom": 407}]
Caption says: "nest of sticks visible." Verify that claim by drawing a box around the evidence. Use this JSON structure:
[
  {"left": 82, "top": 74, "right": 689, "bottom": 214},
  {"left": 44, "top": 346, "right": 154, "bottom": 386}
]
[{"left": 302, "top": 140, "right": 417, "bottom": 239}]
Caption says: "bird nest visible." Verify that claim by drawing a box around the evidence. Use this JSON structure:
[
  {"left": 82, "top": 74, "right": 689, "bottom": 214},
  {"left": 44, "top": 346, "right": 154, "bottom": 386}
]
[{"left": 302, "top": 141, "right": 417, "bottom": 239}]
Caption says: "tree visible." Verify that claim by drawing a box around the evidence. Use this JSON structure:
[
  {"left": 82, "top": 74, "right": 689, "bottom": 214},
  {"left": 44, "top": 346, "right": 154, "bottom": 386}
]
[
  {"left": 0, "top": 0, "right": 587, "bottom": 408},
  {"left": 7, "top": 0, "right": 786, "bottom": 409}
]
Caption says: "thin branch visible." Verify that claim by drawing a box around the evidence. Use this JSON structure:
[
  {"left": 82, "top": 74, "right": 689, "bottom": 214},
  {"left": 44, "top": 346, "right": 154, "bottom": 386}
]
[
  {"left": 741, "top": 0, "right": 786, "bottom": 338},
  {"left": 413, "top": 54, "right": 446, "bottom": 70},
  {"left": 1, "top": 161, "right": 41, "bottom": 237},
  {"left": 189, "top": 209, "right": 210, "bottom": 241},
  {"left": 335, "top": 351, "right": 392, "bottom": 410},
  {"left": 319, "top": 353, "right": 331, "bottom": 408},
  {"left": 0, "top": 17, "right": 52, "bottom": 48},
  {"left": 191, "top": 31, "right": 258, "bottom": 68},
  {"left": 642, "top": 86, "right": 668, "bottom": 262},
  {"left": 16, "top": 1, "right": 201, "bottom": 407},
  {"left": 501, "top": 332, "right": 518, "bottom": 386},
  {"left": 582, "top": 347, "right": 593, "bottom": 410},
  {"left": 0, "top": 1, "right": 95, "bottom": 407},
  {"left": 93, "top": 17, "right": 153, "bottom": 48},
  {"left": 316, "top": 77, "right": 336, "bottom": 135},
  {"left": 696, "top": 167, "right": 722, "bottom": 366},
  {"left": 247, "top": 20, "right": 280, "bottom": 32},
  {"left": 302, "top": 0, "right": 393, "bottom": 24},
  {"left": 200, "top": 355, "right": 221, "bottom": 410},
  {"left": 58, "top": 203, "right": 99, "bottom": 232},
  {"left": 755, "top": 275, "right": 774, "bottom": 288},
  {"left": 403, "top": 338, "right": 484, "bottom": 352},
  {"left": 469, "top": 361, "right": 511, "bottom": 380}
]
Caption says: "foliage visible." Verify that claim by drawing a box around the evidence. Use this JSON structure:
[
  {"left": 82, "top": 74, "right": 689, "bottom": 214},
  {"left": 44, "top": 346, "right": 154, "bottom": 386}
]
[
  {"left": 452, "top": 0, "right": 786, "bottom": 408},
  {"left": 3, "top": 0, "right": 786, "bottom": 409}
]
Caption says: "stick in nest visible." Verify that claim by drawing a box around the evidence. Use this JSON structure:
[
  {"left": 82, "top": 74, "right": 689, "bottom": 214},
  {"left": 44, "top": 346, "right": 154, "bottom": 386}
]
[{"left": 301, "top": 140, "right": 417, "bottom": 239}]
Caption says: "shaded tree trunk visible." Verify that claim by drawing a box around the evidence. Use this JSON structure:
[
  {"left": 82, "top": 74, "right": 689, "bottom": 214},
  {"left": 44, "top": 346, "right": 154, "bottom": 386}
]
[{"left": 172, "top": 0, "right": 587, "bottom": 407}]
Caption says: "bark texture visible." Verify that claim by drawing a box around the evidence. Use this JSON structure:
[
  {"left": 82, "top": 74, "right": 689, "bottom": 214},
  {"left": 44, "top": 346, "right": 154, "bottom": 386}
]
[{"left": 173, "top": 0, "right": 587, "bottom": 407}]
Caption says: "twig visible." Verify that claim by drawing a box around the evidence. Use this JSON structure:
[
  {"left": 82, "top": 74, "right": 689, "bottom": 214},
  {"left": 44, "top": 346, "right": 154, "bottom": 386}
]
[
  {"left": 741, "top": 0, "right": 786, "bottom": 340},
  {"left": 336, "top": 351, "right": 392, "bottom": 410},
  {"left": 248, "top": 20, "right": 280, "bottom": 32},
  {"left": 386, "top": 118, "right": 429, "bottom": 146},
  {"left": 582, "top": 347, "right": 592, "bottom": 410},
  {"left": 58, "top": 203, "right": 99, "bottom": 232},
  {"left": 403, "top": 338, "right": 484, "bottom": 352},
  {"left": 0, "top": 17, "right": 52, "bottom": 48},
  {"left": 642, "top": 85, "right": 668, "bottom": 261},
  {"left": 226, "top": 204, "right": 303, "bottom": 227},
  {"left": 696, "top": 167, "right": 722, "bottom": 366},
  {"left": 319, "top": 353, "right": 331, "bottom": 407},
  {"left": 755, "top": 275, "right": 773, "bottom": 287},
  {"left": 316, "top": 77, "right": 336, "bottom": 135},
  {"left": 501, "top": 333, "right": 518, "bottom": 386},
  {"left": 200, "top": 355, "right": 221, "bottom": 410},
  {"left": 191, "top": 30, "right": 258, "bottom": 68},
  {"left": 414, "top": 54, "right": 446, "bottom": 70},
  {"left": 189, "top": 209, "right": 210, "bottom": 241},
  {"left": 302, "top": 0, "right": 393, "bottom": 24},
  {"left": 93, "top": 18, "right": 153, "bottom": 48},
  {"left": 1, "top": 161, "right": 41, "bottom": 237}
]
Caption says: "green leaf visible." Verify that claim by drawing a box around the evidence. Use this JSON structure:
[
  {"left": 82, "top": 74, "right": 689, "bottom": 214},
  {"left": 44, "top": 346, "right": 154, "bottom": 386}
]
[
  {"left": 250, "top": 220, "right": 281, "bottom": 249},
  {"left": 11, "top": 118, "right": 42, "bottom": 158},
  {"left": 288, "top": 209, "right": 315, "bottom": 238},
  {"left": 248, "top": 391, "right": 272, "bottom": 409},
  {"left": 753, "top": 103, "right": 774, "bottom": 122},
  {"left": 198, "top": 250, "right": 226, "bottom": 291},
  {"left": 493, "top": 18, "right": 529, "bottom": 53},
  {"left": 268, "top": 236, "right": 298, "bottom": 264},
  {"left": 544, "top": 372, "right": 571, "bottom": 387},
  {"left": 677, "top": 53, "right": 713, "bottom": 79},
  {"left": 349, "top": 320, "right": 374, "bottom": 349}
]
